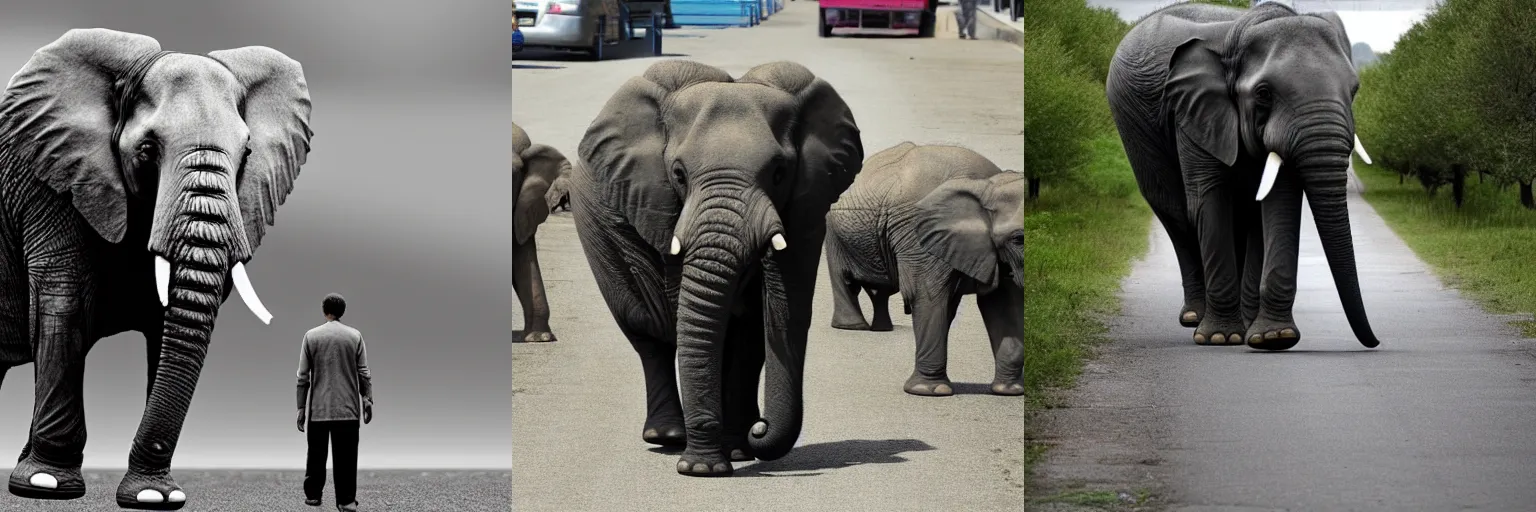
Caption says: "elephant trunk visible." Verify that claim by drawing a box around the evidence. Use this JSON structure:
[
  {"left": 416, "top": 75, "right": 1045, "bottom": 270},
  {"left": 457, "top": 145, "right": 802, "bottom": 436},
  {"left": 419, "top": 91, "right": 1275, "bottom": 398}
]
[
  {"left": 673, "top": 177, "right": 788, "bottom": 460},
  {"left": 749, "top": 252, "right": 799, "bottom": 461},
  {"left": 129, "top": 150, "right": 257, "bottom": 472},
  {"left": 1293, "top": 119, "right": 1381, "bottom": 348}
]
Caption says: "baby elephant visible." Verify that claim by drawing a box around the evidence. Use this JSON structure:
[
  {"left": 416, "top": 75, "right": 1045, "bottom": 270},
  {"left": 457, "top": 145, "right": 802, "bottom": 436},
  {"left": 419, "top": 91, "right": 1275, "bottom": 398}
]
[
  {"left": 513, "top": 122, "right": 572, "bottom": 342},
  {"left": 825, "top": 142, "right": 1024, "bottom": 397}
]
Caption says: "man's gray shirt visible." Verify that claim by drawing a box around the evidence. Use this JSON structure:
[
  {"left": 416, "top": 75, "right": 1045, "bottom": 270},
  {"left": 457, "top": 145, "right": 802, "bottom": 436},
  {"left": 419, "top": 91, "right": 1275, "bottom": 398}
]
[{"left": 297, "top": 320, "right": 373, "bottom": 422}]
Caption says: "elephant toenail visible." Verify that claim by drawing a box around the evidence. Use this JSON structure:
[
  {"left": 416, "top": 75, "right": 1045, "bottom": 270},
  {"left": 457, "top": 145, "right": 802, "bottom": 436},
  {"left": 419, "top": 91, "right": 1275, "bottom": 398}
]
[
  {"left": 1193, "top": 333, "right": 1206, "bottom": 344},
  {"left": 1211, "top": 333, "right": 1226, "bottom": 344},
  {"left": 29, "top": 473, "right": 57, "bottom": 489},
  {"left": 692, "top": 463, "right": 710, "bottom": 473},
  {"left": 1248, "top": 334, "right": 1262, "bottom": 344},
  {"left": 644, "top": 428, "right": 659, "bottom": 438},
  {"left": 934, "top": 383, "right": 952, "bottom": 395},
  {"left": 677, "top": 460, "right": 691, "bottom": 472},
  {"left": 1264, "top": 330, "right": 1279, "bottom": 340},
  {"left": 168, "top": 490, "right": 186, "bottom": 503},
  {"left": 751, "top": 422, "right": 767, "bottom": 436},
  {"left": 137, "top": 489, "right": 166, "bottom": 503},
  {"left": 1280, "top": 328, "right": 1297, "bottom": 338},
  {"left": 712, "top": 463, "right": 729, "bottom": 473}
]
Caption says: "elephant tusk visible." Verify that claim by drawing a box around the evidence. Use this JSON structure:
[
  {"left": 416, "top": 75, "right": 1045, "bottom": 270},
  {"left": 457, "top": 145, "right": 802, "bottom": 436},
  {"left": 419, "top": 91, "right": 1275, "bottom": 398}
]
[
  {"left": 232, "top": 262, "right": 273, "bottom": 325},
  {"left": 1354, "top": 135, "right": 1372, "bottom": 165},
  {"left": 670, "top": 236, "right": 682, "bottom": 255},
  {"left": 771, "top": 233, "right": 787, "bottom": 251},
  {"left": 1256, "top": 152, "right": 1283, "bottom": 201},
  {"left": 155, "top": 255, "right": 171, "bottom": 307}
]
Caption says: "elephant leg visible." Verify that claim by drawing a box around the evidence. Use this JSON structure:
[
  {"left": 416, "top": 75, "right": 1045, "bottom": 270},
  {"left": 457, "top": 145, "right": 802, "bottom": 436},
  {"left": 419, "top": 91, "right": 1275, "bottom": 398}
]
[
  {"left": 867, "top": 287, "right": 894, "bottom": 332},
  {"left": 826, "top": 239, "right": 869, "bottom": 331},
  {"left": 1247, "top": 171, "right": 1305, "bottom": 350},
  {"left": 721, "top": 289, "right": 765, "bottom": 462},
  {"left": 902, "top": 270, "right": 963, "bottom": 397},
  {"left": 1161, "top": 216, "right": 1207, "bottom": 328},
  {"left": 625, "top": 327, "right": 686, "bottom": 447},
  {"left": 513, "top": 239, "right": 555, "bottom": 342},
  {"left": 10, "top": 276, "right": 91, "bottom": 501},
  {"left": 978, "top": 284, "right": 1024, "bottom": 396},
  {"left": 1181, "top": 149, "right": 1246, "bottom": 345},
  {"left": 1124, "top": 139, "right": 1204, "bottom": 327}
]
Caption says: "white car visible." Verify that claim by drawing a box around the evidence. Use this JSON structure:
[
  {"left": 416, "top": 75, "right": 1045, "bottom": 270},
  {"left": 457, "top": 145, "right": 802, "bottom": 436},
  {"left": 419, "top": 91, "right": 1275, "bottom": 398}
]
[{"left": 515, "top": 0, "right": 613, "bottom": 59}]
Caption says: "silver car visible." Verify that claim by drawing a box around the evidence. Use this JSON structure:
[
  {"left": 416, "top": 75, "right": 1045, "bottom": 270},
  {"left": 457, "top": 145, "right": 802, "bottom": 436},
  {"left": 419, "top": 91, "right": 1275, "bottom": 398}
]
[{"left": 514, "top": 0, "right": 622, "bottom": 59}]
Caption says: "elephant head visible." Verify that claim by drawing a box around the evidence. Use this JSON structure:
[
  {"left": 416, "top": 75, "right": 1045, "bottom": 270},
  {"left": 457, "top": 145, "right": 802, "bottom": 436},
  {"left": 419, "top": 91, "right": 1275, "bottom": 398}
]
[
  {"left": 915, "top": 172, "right": 1025, "bottom": 291},
  {"left": 578, "top": 60, "right": 862, "bottom": 462},
  {"left": 0, "top": 28, "right": 311, "bottom": 460},
  {"left": 515, "top": 143, "right": 572, "bottom": 243},
  {"left": 1164, "top": 4, "right": 1378, "bottom": 346}
]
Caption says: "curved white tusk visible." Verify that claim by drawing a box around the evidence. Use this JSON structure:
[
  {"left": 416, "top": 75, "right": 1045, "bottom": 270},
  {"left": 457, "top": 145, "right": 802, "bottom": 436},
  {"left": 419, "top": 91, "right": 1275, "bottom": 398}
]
[
  {"left": 1354, "top": 134, "right": 1372, "bottom": 165},
  {"left": 771, "top": 233, "right": 787, "bottom": 251},
  {"left": 670, "top": 236, "right": 681, "bottom": 255},
  {"left": 232, "top": 262, "right": 273, "bottom": 325},
  {"left": 1256, "top": 152, "right": 1283, "bottom": 201},
  {"left": 155, "top": 256, "right": 171, "bottom": 307}
]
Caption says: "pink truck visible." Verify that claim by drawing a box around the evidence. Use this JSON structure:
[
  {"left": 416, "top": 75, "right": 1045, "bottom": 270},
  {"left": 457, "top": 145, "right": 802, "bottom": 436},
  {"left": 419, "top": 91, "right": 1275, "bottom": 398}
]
[{"left": 818, "top": 0, "right": 936, "bottom": 37}]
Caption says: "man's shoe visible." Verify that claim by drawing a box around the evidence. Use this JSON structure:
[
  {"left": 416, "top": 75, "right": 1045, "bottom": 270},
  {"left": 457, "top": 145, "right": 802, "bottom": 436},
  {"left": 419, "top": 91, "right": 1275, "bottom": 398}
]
[
  {"left": 337, "top": 501, "right": 359, "bottom": 512},
  {"left": 305, "top": 498, "right": 321, "bottom": 506}
]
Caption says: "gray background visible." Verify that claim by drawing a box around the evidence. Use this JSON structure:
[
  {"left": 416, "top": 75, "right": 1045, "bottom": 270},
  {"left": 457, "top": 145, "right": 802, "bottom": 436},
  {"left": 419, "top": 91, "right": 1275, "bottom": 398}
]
[{"left": 0, "top": 0, "right": 510, "bottom": 469}]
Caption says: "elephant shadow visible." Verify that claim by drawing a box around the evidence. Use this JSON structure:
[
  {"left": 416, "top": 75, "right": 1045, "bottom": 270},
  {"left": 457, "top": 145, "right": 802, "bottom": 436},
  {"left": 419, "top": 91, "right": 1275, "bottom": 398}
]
[
  {"left": 727, "top": 438, "right": 937, "bottom": 477},
  {"left": 947, "top": 382, "right": 998, "bottom": 395}
]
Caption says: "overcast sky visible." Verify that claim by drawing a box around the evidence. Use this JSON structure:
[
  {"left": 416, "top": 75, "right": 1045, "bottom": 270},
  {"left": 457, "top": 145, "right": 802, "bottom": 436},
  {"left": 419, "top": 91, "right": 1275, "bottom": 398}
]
[{"left": 1088, "top": 0, "right": 1443, "bottom": 52}]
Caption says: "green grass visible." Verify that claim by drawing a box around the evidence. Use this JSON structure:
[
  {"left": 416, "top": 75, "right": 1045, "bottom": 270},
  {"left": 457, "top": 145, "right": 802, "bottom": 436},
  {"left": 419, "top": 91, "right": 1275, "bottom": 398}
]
[
  {"left": 1024, "top": 134, "right": 1152, "bottom": 405},
  {"left": 1355, "top": 163, "right": 1536, "bottom": 336}
]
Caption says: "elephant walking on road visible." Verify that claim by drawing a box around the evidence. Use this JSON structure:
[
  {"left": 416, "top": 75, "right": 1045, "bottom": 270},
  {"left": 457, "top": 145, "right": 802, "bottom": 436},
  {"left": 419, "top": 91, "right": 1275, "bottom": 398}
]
[
  {"left": 0, "top": 30, "right": 311, "bottom": 509},
  {"left": 824, "top": 143, "right": 1023, "bottom": 396},
  {"left": 512, "top": 122, "right": 572, "bottom": 342},
  {"left": 1105, "top": 2, "right": 1379, "bottom": 350},
  {"left": 571, "top": 60, "right": 863, "bottom": 477}
]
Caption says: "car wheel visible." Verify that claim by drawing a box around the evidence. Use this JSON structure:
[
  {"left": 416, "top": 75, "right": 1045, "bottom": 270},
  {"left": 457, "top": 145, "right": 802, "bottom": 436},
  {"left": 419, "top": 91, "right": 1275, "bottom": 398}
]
[
  {"left": 819, "top": 8, "right": 832, "bottom": 37},
  {"left": 589, "top": 34, "right": 604, "bottom": 61},
  {"left": 917, "top": 11, "right": 935, "bottom": 38}
]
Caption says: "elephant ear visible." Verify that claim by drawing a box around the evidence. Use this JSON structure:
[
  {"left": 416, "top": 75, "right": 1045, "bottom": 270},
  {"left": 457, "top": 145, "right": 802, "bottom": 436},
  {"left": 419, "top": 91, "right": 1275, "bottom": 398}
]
[
  {"left": 914, "top": 177, "right": 997, "bottom": 287},
  {"left": 576, "top": 60, "right": 733, "bottom": 253},
  {"left": 0, "top": 29, "right": 164, "bottom": 243},
  {"left": 1164, "top": 37, "right": 1238, "bottom": 167},
  {"left": 208, "top": 46, "right": 314, "bottom": 256},
  {"left": 739, "top": 61, "right": 864, "bottom": 203},
  {"left": 516, "top": 144, "right": 567, "bottom": 243},
  {"left": 512, "top": 122, "right": 531, "bottom": 155}
]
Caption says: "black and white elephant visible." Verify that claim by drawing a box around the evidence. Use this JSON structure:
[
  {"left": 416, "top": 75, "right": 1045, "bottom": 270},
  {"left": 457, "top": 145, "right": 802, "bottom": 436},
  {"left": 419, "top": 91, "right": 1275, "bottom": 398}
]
[
  {"left": 0, "top": 29, "right": 311, "bottom": 509},
  {"left": 512, "top": 121, "right": 572, "bottom": 342},
  {"left": 1105, "top": 2, "right": 1379, "bottom": 350},
  {"left": 824, "top": 143, "right": 1023, "bottom": 396},
  {"left": 571, "top": 60, "right": 862, "bottom": 476}
]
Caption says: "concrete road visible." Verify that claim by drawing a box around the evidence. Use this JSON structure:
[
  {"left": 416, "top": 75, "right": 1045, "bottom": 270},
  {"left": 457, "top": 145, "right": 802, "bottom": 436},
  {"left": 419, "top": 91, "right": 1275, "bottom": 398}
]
[
  {"left": 1031, "top": 174, "right": 1536, "bottom": 510},
  {"left": 512, "top": 3, "right": 1022, "bottom": 510},
  {"left": 0, "top": 470, "right": 508, "bottom": 511}
]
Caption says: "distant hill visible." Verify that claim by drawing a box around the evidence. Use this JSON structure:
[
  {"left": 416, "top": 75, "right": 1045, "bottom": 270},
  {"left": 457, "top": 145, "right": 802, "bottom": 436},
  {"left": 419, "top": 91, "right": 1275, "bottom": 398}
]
[{"left": 1353, "top": 42, "right": 1379, "bottom": 69}]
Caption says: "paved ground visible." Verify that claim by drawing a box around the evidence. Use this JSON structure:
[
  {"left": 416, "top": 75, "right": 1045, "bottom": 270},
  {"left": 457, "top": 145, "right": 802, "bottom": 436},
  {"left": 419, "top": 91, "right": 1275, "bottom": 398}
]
[
  {"left": 512, "top": 2, "right": 1022, "bottom": 510},
  {"left": 1030, "top": 174, "right": 1536, "bottom": 511},
  {"left": 0, "top": 470, "right": 508, "bottom": 511}
]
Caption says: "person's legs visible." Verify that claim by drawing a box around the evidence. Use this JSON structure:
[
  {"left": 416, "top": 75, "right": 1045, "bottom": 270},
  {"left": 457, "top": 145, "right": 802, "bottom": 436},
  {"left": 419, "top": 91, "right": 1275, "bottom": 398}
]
[
  {"left": 960, "top": 0, "right": 978, "bottom": 38},
  {"left": 331, "top": 421, "right": 360, "bottom": 507},
  {"left": 302, "top": 421, "right": 330, "bottom": 503}
]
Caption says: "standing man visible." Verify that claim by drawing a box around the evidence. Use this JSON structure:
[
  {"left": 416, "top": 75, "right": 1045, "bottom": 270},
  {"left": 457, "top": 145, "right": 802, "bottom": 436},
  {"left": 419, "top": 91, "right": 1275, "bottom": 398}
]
[{"left": 297, "top": 293, "right": 374, "bottom": 511}]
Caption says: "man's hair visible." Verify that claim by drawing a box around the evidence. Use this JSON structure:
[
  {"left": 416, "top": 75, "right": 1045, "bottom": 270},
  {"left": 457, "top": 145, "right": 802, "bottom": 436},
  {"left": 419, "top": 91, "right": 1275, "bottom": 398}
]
[{"left": 323, "top": 293, "right": 347, "bottom": 319}]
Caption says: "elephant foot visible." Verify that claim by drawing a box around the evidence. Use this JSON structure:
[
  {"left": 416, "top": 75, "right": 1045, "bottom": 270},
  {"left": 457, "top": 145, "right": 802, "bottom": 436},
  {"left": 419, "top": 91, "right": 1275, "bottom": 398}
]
[
  {"left": 8, "top": 456, "right": 85, "bottom": 500},
  {"left": 869, "top": 317, "right": 894, "bottom": 332},
  {"left": 1193, "top": 315, "right": 1246, "bottom": 346},
  {"left": 725, "top": 440, "right": 755, "bottom": 462},
  {"left": 115, "top": 471, "right": 187, "bottom": 510},
  {"left": 1245, "top": 319, "right": 1301, "bottom": 351},
  {"left": 521, "top": 330, "right": 557, "bottom": 342},
  {"left": 904, "top": 375, "right": 953, "bottom": 397},
  {"left": 831, "top": 318, "right": 871, "bottom": 331},
  {"left": 642, "top": 424, "right": 687, "bottom": 447},
  {"left": 990, "top": 379, "right": 1025, "bottom": 396},
  {"left": 1180, "top": 301, "right": 1204, "bottom": 328},
  {"left": 675, "top": 453, "right": 733, "bottom": 477}
]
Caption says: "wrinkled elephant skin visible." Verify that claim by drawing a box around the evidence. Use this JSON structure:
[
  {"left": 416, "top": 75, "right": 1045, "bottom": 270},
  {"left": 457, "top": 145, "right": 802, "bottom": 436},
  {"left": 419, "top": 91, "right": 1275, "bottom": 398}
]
[
  {"left": 570, "top": 60, "right": 863, "bottom": 476},
  {"left": 824, "top": 143, "right": 1024, "bottom": 396}
]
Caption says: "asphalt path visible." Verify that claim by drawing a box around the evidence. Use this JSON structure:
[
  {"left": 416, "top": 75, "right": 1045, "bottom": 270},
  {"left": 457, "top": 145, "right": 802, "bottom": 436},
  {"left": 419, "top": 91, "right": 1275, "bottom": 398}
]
[
  {"left": 512, "top": 3, "right": 1023, "bottom": 510},
  {"left": 1032, "top": 172, "right": 1536, "bottom": 511}
]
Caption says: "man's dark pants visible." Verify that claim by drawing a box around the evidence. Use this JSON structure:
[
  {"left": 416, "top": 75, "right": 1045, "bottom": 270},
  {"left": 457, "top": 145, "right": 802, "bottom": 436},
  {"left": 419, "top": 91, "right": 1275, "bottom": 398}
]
[{"left": 304, "top": 420, "right": 360, "bottom": 505}]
